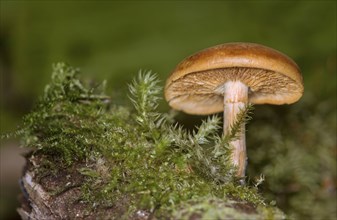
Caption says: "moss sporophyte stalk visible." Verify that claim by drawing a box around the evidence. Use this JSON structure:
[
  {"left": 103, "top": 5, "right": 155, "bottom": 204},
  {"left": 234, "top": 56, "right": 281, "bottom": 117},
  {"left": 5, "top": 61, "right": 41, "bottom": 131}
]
[{"left": 12, "top": 63, "right": 285, "bottom": 219}]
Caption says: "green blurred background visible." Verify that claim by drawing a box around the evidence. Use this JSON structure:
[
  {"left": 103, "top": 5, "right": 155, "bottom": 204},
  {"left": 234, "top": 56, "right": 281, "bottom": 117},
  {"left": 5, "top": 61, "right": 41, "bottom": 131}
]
[{"left": 0, "top": 1, "right": 336, "bottom": 219}]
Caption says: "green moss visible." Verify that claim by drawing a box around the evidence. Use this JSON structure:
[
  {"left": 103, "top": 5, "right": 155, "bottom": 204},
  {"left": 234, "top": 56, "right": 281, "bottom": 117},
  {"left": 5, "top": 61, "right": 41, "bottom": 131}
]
[
  {"left": 171, "top": 196, "right": 285, "bottom": 220},
  {"left": 12, "top": 63, "right": 285, "bottom": 218}
]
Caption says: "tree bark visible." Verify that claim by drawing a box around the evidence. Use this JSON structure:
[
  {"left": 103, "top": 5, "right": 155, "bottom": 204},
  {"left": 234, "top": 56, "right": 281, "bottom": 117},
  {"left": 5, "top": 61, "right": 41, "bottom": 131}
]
[{"left": 17, "top": 153, "right": 148, "bottom": 220}]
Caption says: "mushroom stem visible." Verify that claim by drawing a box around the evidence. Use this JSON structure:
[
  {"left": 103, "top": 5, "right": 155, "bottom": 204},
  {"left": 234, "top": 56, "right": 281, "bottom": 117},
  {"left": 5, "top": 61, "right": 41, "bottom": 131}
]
[{"left": 223, "top": 81, "right": 248, "bottom": 180}]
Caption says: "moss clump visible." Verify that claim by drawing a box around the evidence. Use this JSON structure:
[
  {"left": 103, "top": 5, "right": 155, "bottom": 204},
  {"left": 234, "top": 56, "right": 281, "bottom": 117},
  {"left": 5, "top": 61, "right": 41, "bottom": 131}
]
[
  {"left": 13, "top": 63, "right": 285, "bottom": 219},
  {"left": 171, "top": 196, "right": 285, "bottom": 220},
  {"left": 16, "top": 63, "right": 111, "bottom": 166}
]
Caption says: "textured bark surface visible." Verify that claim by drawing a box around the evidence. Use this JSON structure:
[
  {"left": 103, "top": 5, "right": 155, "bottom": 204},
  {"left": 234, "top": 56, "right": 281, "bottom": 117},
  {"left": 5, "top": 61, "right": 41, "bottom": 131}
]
[{"left": 17, "top": 153, "right": 149, "bottom": 220}]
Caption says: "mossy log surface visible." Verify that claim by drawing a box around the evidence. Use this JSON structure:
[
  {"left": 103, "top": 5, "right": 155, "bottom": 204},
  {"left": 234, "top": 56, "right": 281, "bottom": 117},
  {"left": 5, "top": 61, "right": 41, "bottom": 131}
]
[
  {"left": 17, "top": 152, "right": 281, "bottom": 220},
  {"left": 17, "top": 151, "right": 284, "bottom": 220}
]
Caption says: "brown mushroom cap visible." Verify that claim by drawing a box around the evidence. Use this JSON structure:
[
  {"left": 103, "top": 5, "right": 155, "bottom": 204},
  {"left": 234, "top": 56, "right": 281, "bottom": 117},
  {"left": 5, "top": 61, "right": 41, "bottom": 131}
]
[{"left": 165, "top": 42, "right": 304, "bottom": 115}]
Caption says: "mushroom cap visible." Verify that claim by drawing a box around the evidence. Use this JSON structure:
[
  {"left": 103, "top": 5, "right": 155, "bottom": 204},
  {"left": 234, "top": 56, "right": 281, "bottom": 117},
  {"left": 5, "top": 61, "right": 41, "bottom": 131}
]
[{"left": 165, "top": 42, "right": 304, "bottom": 115}]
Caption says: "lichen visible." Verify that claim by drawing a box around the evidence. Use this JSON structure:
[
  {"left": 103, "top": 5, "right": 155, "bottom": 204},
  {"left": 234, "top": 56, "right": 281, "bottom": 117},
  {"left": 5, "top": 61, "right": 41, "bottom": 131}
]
[{"left": 13, "top": 63, "right": 285, "bottom": 219}]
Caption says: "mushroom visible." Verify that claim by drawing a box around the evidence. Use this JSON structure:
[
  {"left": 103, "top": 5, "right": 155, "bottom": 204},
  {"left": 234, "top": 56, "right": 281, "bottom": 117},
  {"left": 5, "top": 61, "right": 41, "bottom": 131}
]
[{"left": 164, "top": 42, "right": 304, "bottom": 181}]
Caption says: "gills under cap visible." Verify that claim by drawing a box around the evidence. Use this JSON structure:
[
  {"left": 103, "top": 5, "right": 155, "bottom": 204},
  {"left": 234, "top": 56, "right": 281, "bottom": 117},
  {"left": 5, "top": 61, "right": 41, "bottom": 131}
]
[{"left": 165, "top": 42, "right": 304, "bottom": 115}]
